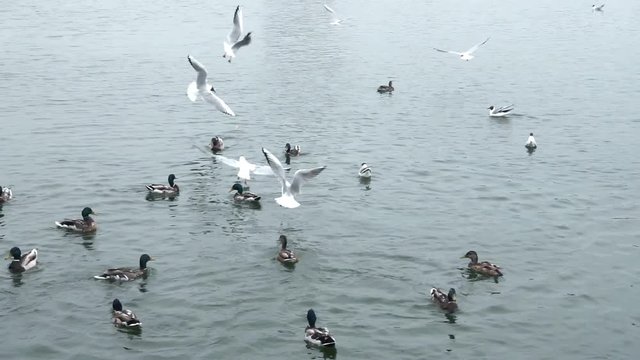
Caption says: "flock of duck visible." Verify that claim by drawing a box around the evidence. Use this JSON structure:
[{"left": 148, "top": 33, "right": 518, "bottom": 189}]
[{"left": 5, "top": 1, "right": 607, "bottom": 352}]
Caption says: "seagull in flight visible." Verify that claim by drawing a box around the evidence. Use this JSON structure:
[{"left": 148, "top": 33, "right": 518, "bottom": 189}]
[
  {"left": 187, "top": 55, "right": 235, "bottom": 116},
  {"left": 434, "top": 37, "right": 490, "bottom": 61},
  {"left": 262, "top": 148, "right": 326, "bottom": 209},
  {"left": 592, "top": 4, "right": 605, "bottom": 12},
  {"left": 323, "top": 4, "right": 344, "bottom": 25},
  {"left": 223, "top": 6, "right": 252, "bottom": 62}
]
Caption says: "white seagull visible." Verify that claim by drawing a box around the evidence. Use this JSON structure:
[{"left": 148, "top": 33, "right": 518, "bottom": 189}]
[
  {"left": 358, "top": 163, "right": 372, "bottom": 178},
  {"left": 323, "top": 4, "right": 344, "bottom": 25},
  {"left": 434, "top": 37, "right": 490, "bottom": 61},
  {"left": 488, "top": 104, "right": 514, "bottom": 117},
  {"left": 262, "top": 147, "right": 326, "bottom": 209},
  {"left": 525, "top": 133, "right": 537, "bottom": 149},
  {"left": 592, "top": 4, "right": 605, "bottom": 12},
  {"left": 194, "top": 145, "right": 279, "bottom": 182},
  {"left": 187, "top": 55, "right": 236, "bottom": 116},
  {"left": 223, "top": 6, "right": 252, "bottom": 62}
]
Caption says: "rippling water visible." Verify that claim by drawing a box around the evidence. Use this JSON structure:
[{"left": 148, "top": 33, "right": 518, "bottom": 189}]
[{"left": 2, "top": 0, "right": 640, "bottom": 359}]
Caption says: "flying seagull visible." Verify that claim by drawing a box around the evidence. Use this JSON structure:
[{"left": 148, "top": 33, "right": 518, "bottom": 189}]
[
  {"left": 433, "top": 37, "right": 490, "bottom": 61},
  {"left": 223, "top": 6, "right": 252, "bottom": 62},
  {"left": 262, "top": 147, "right": 326, "bottom": 208},
  {"left": 186, "top": 55, "right": 235, "bottom": 116}
]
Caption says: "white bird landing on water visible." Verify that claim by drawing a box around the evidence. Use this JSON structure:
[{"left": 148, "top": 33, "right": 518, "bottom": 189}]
[
  {"left": 488, "top": 104, "right": 514, "bottom": 117},
  {"left": 187, "top": 55, "right": 236, "bottom": 116},
  {"left": 434, "top": 37, "right": 490, "bottom": 61},
  {"left": 323, "top": 4, "right": 344, "bottom": 25},
  {"left": 592, "top": 4, "right": 605, "bottom": 12},
  {"left": 262, "top": 148, "right": 326, "bottom": 209},
  {"left": 193, "top": 145, "right": 281, "bottom": 183},
  {"left": 525, "top": 133, "right": 537, "bottom": 149},
  {"left": 358, "top": 163, "right": 371, "bottom": 178},
  {"left": 223, "top": 6, "right": 252, "bottom": 62}
]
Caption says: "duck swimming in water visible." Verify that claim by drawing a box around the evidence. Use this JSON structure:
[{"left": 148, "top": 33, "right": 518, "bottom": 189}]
[
  {"left": 94, "top": 254, "right": 154, "bottom": 281},
  {"left": 277, "top": 235, "right": 298, "bottom": 264},
  {"left": 0, "top": 186, "right": 12, "bottom": 204},
  {"left": 5, "top": 247, "right": 38, "bottom": 273},
  {"left": 209, "top": 136, "right": 224, "bottom": 152},
  {"left": 285, "top": 143, "right": 301, "bottom": 157},
  {"left": 55, "top": 207, "right": 97, "bottom": 233},
  {"left": 230, "top": 183, "right": 261, "bottom": 202},
  {"left": 112, "top": 298, "right": 141, "bottom": 328},
  {"left": 430, "top": 287, "right": 458, "bottom": 313},
  {"left": 146, "top": 174, "right": 179, "bottom": 196},
  {"left": 462, "top": 250, "right": 503, "bottom": 277},
  {"left": 305, "top": 309, "right": 336, "bottom": 347},
  {"left": 377, "top": 80, "right": 394, "bottom": 93}
]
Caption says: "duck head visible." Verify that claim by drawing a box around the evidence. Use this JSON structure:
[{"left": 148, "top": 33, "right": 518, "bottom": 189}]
[
  {"left": 81, "top": 207, "right": 95, "bottom": 219},
  {"left": 447, "top": 288, "right": 457, "bottom": 302},
  {"left": 139, "top": 254, "right": 154, "bottom": 269},
  {"left": 461, "top": 250, "right": 479, "bottom": 263},
  {"left": 279, "top": 235, "right": 288, "bottom": 249},
  {"left": 285, "top": 143, "right": 292, "bottom": 152},
  {"left": 307, "top": 309, "right": 317, "bottom": 328},
  {"left": 112, "top": 298, "right": 123, "bottom": 311},
  {"left": 7, "top": 247, "right": 21, "bottom": 260},
  {"left": 168, "top": 174, "right": 177, "bottom": 186},
  {"left": 230, "top": 183, "right": 244, "bottom": 194}
]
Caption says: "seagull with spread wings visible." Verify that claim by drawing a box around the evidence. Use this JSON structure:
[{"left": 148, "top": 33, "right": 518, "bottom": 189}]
[{"left": 434, "top": 37, "right": 490, "bottom": 61}]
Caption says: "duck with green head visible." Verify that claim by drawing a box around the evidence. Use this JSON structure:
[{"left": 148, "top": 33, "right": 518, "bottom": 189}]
[
  {"left": 305, "top": 309, "right": 336, "bottom": 347},
  {"left": 94, "top": 254, "right": 154, "bottom": 281},
  {"left": 146, "top": 174, "right": 179, "bottom": 195},
  {"left": 112, "top": 298, "right": 141, "bottom": 328},
  {"left": 462, "top": 250, "right": 502, "bottom": 277},
  {"left": 5, "top": 247, "right": 38, "bottom": 273},
  {"left": 277, "top": 235, "right": 298, "bottom": 264},
  {"left": 55, "top": 207, "right": 97, "bottom": 233},
  {"left": 430, "top": 287, "right": 458, "bottom": 313},
  {"left": 230, "top": 183, "right": 261, "bottom": 202}
]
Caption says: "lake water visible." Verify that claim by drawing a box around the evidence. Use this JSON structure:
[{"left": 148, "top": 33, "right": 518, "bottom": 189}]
[{"left": 1, "top": 0, "right": 639, "bottom": 359}]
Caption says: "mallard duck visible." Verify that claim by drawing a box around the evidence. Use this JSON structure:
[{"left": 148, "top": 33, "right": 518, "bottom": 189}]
[
  {"left": 94, "top": 254, "right": 154, "bottom": 281},
  {"left": 55, "top": 207, "right": 97, "bottom": 233},
  {"left": 0, "top": 186, "right": 13, "bottom": 204},
  {"left": 488, "top": 104, "right": 514, "bottom": 117},
  {"left": 146, "top": 174, "right": 179, "bottom": 195},
  {"left": 209, "top": 136, "right": 225, "bottom": 152},
  {"left": 377, "top": 80, "right": 394, "bottom": 93},
  {"left": 5, "top": 247, "right": 37, "bottom": 274},
  {"left": 285, "top": 143, "right": 301, "bottom": 157},
  {"left": 358, "top": 163, "right": 372, "bottom": 178},
  {"left": 305, "top": 309, "right": 336, "bottom": 347},
  {"left": 430, "top": 287, "right": 458, "bottom": 313},
  {"left": 112, "top": 299, "right": 141, "bottom": 328},
  {"left": 462, "top": 250, "right": 503, "bottom": 277},
  {"left": 525, "top": 133, "right": 537, "bottom": 149},
  {"left": 230, "top": 183, "right": 261, "bottom": 202},
  {"left": 277, "top": 235, "right": 298, "bottom": 264}
]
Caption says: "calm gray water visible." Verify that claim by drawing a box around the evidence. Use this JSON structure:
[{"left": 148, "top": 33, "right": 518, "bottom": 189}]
[{"left": 1, "top": 0, "right": 640, "bottom": 358}]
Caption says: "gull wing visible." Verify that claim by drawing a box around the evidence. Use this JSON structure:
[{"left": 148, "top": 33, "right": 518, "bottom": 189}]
[
  {"left": 262, "top": 147, "right": 288, "bottom": 191},
  {"left": 466, "top": 37, "right": 490, "bottom": 54},
  {"left": 323, "top": 4, "right": 335, "bottom": 14},
  {"left": 433, "top": 47, "right": 463, "bottom": 56},
  {"left": 227, "top": 5, "right": 243, "bottom": 44},
  {"left": 187, "top": 55, "right": 208, "bottom": 89},
  {"left": 497, "top": 104, "right": 514, "bottom": 112},
  {"left": 289, "top": 167, "right": 326, "bottom": 195},
  {"left": 232, "top": 32, "right": 252, "bottom": 51},
  {"left": 201, "top": 91, "right": 236, "bottom": 116},
  {"left": 214, "top": 154, "right": 240, "bottom": 168}
]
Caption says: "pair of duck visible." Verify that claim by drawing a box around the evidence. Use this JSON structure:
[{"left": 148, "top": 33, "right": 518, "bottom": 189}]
[{"left": 429, "top": 250, "right": 502, "bottom": 312}]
